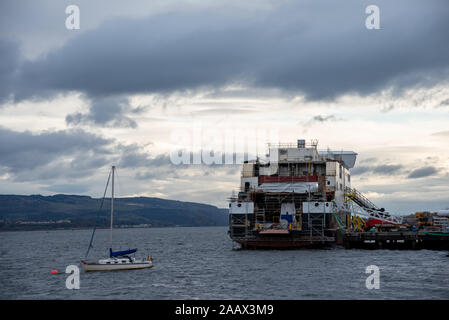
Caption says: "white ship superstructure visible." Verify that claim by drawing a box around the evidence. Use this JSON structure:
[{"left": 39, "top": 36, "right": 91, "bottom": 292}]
[{"left": 228, "top": 139, "right": 399, "bottom": 248}]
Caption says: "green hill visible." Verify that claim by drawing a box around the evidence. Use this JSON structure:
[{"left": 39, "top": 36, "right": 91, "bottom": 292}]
[{"left": 0, "top": 194, "right": 228, "bottom": 231}]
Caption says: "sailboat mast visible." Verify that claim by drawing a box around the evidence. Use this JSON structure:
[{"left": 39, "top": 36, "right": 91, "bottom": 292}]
[{"left": 110, "top": 165, "right": 115, "bottom": 250}]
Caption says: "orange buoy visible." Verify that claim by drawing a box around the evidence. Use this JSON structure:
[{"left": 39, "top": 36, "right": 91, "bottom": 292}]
[{"left": 51, "top": 269, "right": 58, "bottom": 274}]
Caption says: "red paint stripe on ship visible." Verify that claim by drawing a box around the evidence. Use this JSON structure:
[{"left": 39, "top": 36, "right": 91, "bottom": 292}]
[{"left": 258, "top": 175, "right": 318, "bottom": 183}]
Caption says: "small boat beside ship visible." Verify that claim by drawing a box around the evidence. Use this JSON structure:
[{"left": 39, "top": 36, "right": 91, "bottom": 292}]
[{"left": 81, "top": 165, "right": 153, "bottom": 272}]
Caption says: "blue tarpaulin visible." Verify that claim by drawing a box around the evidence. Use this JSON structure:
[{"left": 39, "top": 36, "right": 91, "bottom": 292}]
[
  {"left": 280, "top": 215, "right": 293, "bottom": 223},
  {"left": 110, "top": 248, "right": 137, "bottom": 257}
]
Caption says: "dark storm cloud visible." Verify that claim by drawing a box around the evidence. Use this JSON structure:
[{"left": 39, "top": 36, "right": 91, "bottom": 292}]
[
  {"left": 407, "top": 166, "right": 439, "bottom": 179},
  {"left": 1, "top": 0, "right": 449, "bottom": 104}
]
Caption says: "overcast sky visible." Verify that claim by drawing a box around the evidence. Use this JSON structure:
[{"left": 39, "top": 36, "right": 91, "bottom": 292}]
[{"left": 1, "top": 0, "right": 448, "bottom": 213}]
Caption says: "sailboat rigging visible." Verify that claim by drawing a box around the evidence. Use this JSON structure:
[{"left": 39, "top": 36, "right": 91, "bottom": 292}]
[{"left": 80, "top": 166, "right": 153, "bottom": 272}]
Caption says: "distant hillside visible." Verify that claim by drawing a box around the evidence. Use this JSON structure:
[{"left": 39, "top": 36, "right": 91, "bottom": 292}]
[{"left": 0, "top": 194, "right": 228, "bottom": 231}]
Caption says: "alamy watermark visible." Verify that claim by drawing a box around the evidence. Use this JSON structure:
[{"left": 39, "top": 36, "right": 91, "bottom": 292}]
[
  {"left": 365, "top": 5, "right": 380, "bottom": 30},
  {"left": 65, "top": 5, "right": 380, "bottom": 31},
  {"left": 169, "top": 125, "right": 280, "bottom": 167},
  {"left": 65, "top": 5, "right": 80, "bottom": 30},
  {"left": 65, "top": 265, "right": 80, "bottom": 289},
  {"left": 365, "top": 265, "right": 380, "bottom": 289}
]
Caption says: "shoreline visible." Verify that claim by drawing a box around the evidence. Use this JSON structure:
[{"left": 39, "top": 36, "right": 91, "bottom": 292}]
[{"left": 0, "top": 224, "right": 229, "bottom": 233}]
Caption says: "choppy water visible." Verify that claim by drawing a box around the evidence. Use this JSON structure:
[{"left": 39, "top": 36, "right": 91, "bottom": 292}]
[{"left": 0, "top": 226, "right": 448, "bottom": 299}]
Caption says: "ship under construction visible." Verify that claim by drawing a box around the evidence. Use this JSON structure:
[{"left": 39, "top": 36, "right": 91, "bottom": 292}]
[{"left": 228, "top": 139, "right": 449, "bottom": 249}]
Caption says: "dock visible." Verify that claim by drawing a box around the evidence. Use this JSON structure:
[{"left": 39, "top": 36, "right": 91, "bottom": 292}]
[{"left": 343, "top": 231, "right": 449, "bottom": 250}]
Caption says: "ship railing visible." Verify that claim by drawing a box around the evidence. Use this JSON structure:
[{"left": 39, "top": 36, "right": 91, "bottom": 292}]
[
  {"left": 267, "top": 142, "right": 298, "bottom": 148},
  {"left": 267, "top": 140, "right": 318, "bottom": 149}
]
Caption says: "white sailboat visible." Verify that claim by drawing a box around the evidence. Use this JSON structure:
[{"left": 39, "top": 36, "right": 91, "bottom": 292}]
[{"left": 81, "top": 166, "right": 153, "bottom": 272}]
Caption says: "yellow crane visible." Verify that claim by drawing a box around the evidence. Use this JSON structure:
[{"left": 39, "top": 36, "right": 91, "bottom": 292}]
[{"left": 351, "top": 215, "right": 366, "bottom": 232}]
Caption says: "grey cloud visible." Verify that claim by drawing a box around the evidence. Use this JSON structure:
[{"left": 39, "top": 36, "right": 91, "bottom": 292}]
[
  {"left": 118, "top": 148, "right": 172, "bottom": 169},
  {"left": 351, "top": 164, "right": 403, "bottom": 176},
  {"left": 381, "top": 105, "right": 395, "bottom": 113},
  {"left": 355, "top": 173, "right": 449, "bottom": 214},
  {"left": 43, "top": 183, "right": 90, "bottom": 194},
  {"left": 2, "top": 0, "right": 449, "bottom": 103},
  {"left": 135, "top": 171, "right": 158, "bottom": 180},
  {"left": 0, "top": 126, "right": 113, "bottom": 173},
  {"left": 311, "top": 115, "right": 338, "bottom": 123},
  {"left": 0, "top": 39, "right": 19, "bottom": 103},
  {"left": 66, "top": 96, "right": 138, "bottom": 128},
  {"left": 132, "top": 151, "right": 242, "bottom": 180},
  {"left": 301, "top": 114, "right": 341, "bottom": 129},
  {"left": 306, "top": 114, "right": 341, "bottom": 126},
  {"left": 407, "top": 166, "right": 440, "bottom": 179},
  {"left": 359, "top": 157, "right": 377, "bottom": 164},
  {"left": 351, "top": 166, "right": 370, "bottom": 175},
  {"left": 0, "top": 125, "right": 240, "bottom": 202},
  {"left": 0, "top": 126, "right": 156, "bottom": 183},
  {"left": 372, "top": 165, "right": 403, "bottom": 175}
]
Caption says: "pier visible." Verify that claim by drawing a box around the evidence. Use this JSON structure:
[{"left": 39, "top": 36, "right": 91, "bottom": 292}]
[{"left": 343, "top": 231, "right": 449, "bottom": 250}]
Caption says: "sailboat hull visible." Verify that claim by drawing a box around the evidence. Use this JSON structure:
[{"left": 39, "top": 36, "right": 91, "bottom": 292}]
[{"left": 81, "top": 261, "right": 153, "bottom": 272}]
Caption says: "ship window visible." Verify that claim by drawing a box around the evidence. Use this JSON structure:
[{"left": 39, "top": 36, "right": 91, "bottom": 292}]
[
  {"left": 327, "top": 181, "right": 330, "bottom": 185},
  {"left": 229, "top": 203, "right": 231, "bottom": 208},
  {"left": 314, "top": 203, "right": 319, "bottom": 207},
  {"left": 237, "top": 203, "right": 242, "bottom": 207},
  {"left": 348, "top": 175, "right": 351, "bottom": 182}
]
